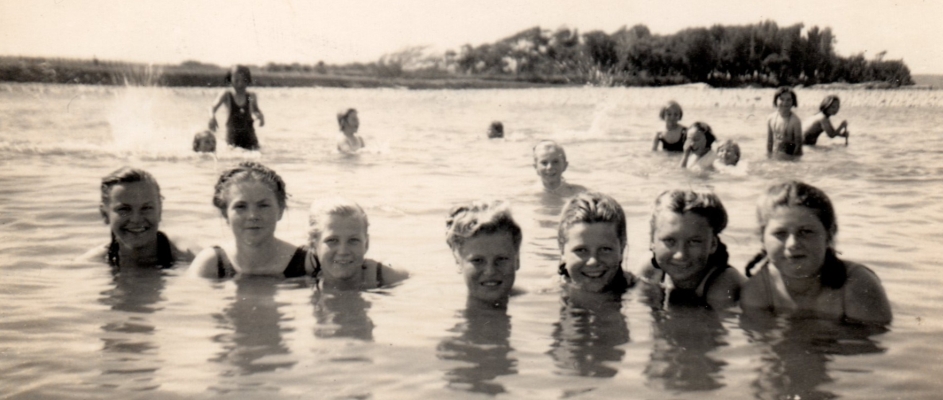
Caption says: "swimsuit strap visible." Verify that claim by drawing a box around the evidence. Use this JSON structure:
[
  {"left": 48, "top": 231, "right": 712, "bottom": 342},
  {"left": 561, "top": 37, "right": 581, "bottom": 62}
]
[
  {"left": 375, "top": 261, "right": 384, "bottom": 287},
  {"left": 282, "top": 247, "right": 309, "bottom": 278},
  {"left": 213, "top": 246, "right": 236, "bottom": 279},
  {"left": 107, "top": 231, "right": 175, "bottom": 270}
]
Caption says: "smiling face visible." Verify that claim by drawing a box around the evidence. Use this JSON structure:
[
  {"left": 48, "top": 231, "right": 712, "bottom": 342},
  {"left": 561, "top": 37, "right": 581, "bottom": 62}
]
[
  {"left": 453, "top": 231, "right": 518, "bottom": 305},
  {"left": 663, "top": 105, "right": 682, "bottom": 126},
  {"left": 762, "top": 206, "right": 830, "bottom": 279},
  {"left": 717, "top": 145, "right": 740, "bottom": 166},
  {"left": 534, "top": 146, "right": 568, "bottom": 186},
  {"left": 102, "top": 181, "right": 162, "bottom": 251},
  {"left": 560, "top": 222, "right": 624, "bottom": 293},
  {"left": 314, "top": 215, "right": 369, "bottom": 282},
  {"left": 776, "top": 92, "right": 795, "bottom": 113},
  {"left": 223, "top": 180, "right": 283, "bottom": 246},
  {"left": 687, "top": 128, "right": 707, "bottom": 153},
  {"left": 651, "top": 211, "right": 718, "bottom": 288}
]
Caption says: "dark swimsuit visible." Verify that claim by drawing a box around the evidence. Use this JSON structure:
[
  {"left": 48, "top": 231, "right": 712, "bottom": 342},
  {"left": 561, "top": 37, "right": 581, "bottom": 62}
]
[
  {"left": 225, "top": 91, "right": 259, "bottom": 150},
  {"left": 213, "top": 246, "right": 308, "bottom": 279},
  {"left": 659, "top": 130, "right": 686, "bottom": 152},
  {"left": 311, "top": 255, "right": 385, "bottom": 287},
  {"left": 107, "top": 231, "right": 175, "bottom": 270}
]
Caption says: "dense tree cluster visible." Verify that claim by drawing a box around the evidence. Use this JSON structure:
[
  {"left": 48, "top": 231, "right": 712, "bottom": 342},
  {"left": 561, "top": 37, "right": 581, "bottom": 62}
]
[{"left": 454, "top": 21, "right": 913, "bottom": 87}]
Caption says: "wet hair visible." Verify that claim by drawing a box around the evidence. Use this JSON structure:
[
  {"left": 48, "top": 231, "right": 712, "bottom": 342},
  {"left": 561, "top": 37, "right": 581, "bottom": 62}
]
[
  {"left": 558, "top": 191, "right": 627, "bottom": 253},
  {"left": 192, "top": 130, "right": 216, "bottom": 153},
  {"left": 688, "top": 121, "right": 717, "bottom": 149},
  {"left": 99, "top": 167, "right": 165, "bottom": 267},
  {"left": 212, "top": 161, "right": 287, "bottom": 217},
  {"left": 747, "top": 180, "right": 845, "bottom": 288},
  {"left": 308, "top": 197, "right": 369, "bottom": 245},
  {"left": 488, "top": 121, "right": 504, "bottom": 138},
  {"left": 819, "top": 95, "right": 840, "bottom": 114},
  {"left": 445, "top": 199, "right": 522, "bottom": 253},
  {"left": 650, "top": 189, "right": 730, "bottom": 268},
  {"left": 716, "top": 140, "right": 741, "bottom": 163},
  {"left": 773, "top": 87, "right": 798, "bottom": 107},
  {"left": 532, "top": 140, "right": 567, "bottom": 163},
  {"left": 224, "top": 65, "right": 252, "bottom": 85},
  {"left": 659, "top": 100, "right": 683, "bottom": 120},
  {"left": 337, "top": 108, "right": 357, "bottom": 129}
]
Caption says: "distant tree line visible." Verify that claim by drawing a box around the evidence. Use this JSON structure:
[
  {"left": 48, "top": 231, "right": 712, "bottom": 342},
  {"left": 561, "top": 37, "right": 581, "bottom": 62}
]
[{"left": 453, "top": 21, "right": 913, "bottom": 87}]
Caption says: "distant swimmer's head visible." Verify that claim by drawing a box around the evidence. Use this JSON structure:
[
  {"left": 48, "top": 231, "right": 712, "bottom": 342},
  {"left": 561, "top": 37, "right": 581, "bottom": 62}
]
[
  {"left": 659, "top": 101, "right": 683, "bottom": 122},
  {"left": 533, "top": 140, "right": 568, "bottom": 181},
  {"left": 716, "top": 140, "right": 741, "bottom": 166},
  {"left": 225, "top": 65, "right": 252, "bottom": 88},
  {"left": 488, "top": 121, "right": 504, "bottom": 139},
  {"left": 192, "top": 130, "right": 216, "bottom": 153},
  {"left": 819, "top": 95, "right": 841, "bottom": 116},
  {"left": 212, "top": 161, "right": 288, "bottom": 220},
  {"left": 99, "top": 167, "right": 163, "bottom": 253},
  {"left": 337, "top": 108, "right": 359, "bottom": 135},
  {"left": 446, "top": 199, "right": 522, "bottom": 306},
  {"left": 685, "top": 122, "right": 716, "bottom": 153},
  {"left": 308, "top": 197, "right": 370, "bottom": 282},
  {"left": 773, "top": 87, "right": 798, "bottom": 109}
]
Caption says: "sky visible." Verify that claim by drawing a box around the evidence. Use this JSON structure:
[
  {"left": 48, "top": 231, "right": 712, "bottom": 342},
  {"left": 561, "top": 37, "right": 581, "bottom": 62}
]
[{"left": 1, "top": 0, "right": 941, "bottom": 74}]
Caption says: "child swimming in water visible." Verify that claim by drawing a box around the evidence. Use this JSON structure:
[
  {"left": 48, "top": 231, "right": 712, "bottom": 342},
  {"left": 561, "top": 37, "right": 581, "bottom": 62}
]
[
  {"left": 557, "top": 192, "right": 635, "bottom": 295},
  {"left": 307, "top": 197, "right": 408, "bottom": 290},
  {"left": 446, "top": 199, "right": 523, "bottom": 308},
  {"left": 336, "top": 108, "right": 364, "bottom": 153},
  {"left": 189, "top": 162, "right": 308, "bottom": 279},
  {"left": 714, "top": 140, "right": 741, "bottom": 167},
  {"left": 533, "top": 140, "right": 586, "bottom": 197},
  {"left": 679, "top": 122, "right": 717, "bottom": 171},
  {"left": 192, "top": 129, "right": 216, "bottom": 153},
  {"left": 652, "top": 101, "right": 686, "bottom": 152},
  {"left": 208, "top": 65, "right": 265, "bottom": 151},
  {"left": 640, "top": 189, "right": 745, "bottom": 309},
  {"left": 740, "top": 181, "right": 892, "bottom": 324},
  {"left": 803, "top": 95, "right": 849, "bottom": 146},
  {"left": 488, "top": 121, "right": 504, "bottom": 139},
  {"left": 81, "top": 167, "right": 195, "bottom": 269},
  {"left": 767, "top": 87, "right": 803, "bottom": 159}
]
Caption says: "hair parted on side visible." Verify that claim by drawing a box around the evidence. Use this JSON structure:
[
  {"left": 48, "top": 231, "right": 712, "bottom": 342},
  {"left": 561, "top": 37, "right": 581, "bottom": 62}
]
[
  {"left": 100, "top": 166, "right": 162, "bottom": 213},
  {"left": 446, "top": 199, "right": 522, "bottom": 252},
  {"left": 659, "top": 100, "right": 684, "bottom": 120},
  {"left": 773, "top": 86, "right": 798, "bottom": 107}
]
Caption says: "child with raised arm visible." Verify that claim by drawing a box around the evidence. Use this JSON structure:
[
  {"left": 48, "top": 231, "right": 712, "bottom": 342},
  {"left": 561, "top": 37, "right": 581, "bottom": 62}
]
[
  {"left": 208, "top": 65, "right": 265, "bottom": 151},
  {"left": 557, "top": 192, "right": 635, "bottom": 296},
  {"left": 533, "top": 140, "right": 586, "bottom": 198},
  {"left": 189, "top": 162, "right": 307, "bottom": 279},
  {"left": 640, "top": 189, "right": 745, "bottom": 310},
  {"left": 336, "top": 108, "right": 365, "bottom": 153},
  {"left": 679, "top": 122, "right": 718, "bottom": 171},
  {"left": 652, "top": 101, "right": 686, "bottom": 152},
  {"left": 803, "top": 95, "right": 849, "bottom": 146},
  {"left": 767, "top": 87, "right": 803, "bottom": 159},
  {"left": 740, "top": 181, "right": 892, "bottom": 325},
  {"left": 307, "top": 197, "right": 407, "bottom": 290},
  {"left": 81, "top": 167, "right": 195, "bottom": 268},
  {"left": 446, "top": 200, "right": 523, "bottom": 309}
]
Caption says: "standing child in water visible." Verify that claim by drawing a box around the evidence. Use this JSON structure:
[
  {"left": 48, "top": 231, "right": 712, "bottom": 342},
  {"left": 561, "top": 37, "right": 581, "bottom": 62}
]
[
  {"left": 336, "top": 108, "right": 364, "bottom": 153},
  {"left": 652, "top": 101, "right": 686, "bottom": 152},
  {"left": 740, "top": 181, "right": 892, "bottom": 324},
  {"left": 446, "top": 200, "right": 523, "bottom": 308},
  {"left": 803, "top": 95, "right": 849, "bottom": 146},
  {"left": 533, "top": 140, "right": 586, "bottom": 198},
  {"left": 189, "top": 162, "right": 308, "bottom": 279},
  {"left": 208, "top": 65, "right": 265, "bottom": 151},
  {"left": 679, "top": 122, "right": 718, "bottom": 171},
  {"left": 640, "top": 189, "right": 745, "bottom": 309},
  {"left": 307, "top": 197, "right": 408, "bottom": 290},
  {"left": 557, "top": 192, "right": 635, "bottom": 296},
  {"left": 767, "top": 87, "right": 803, "bottom": 159}
]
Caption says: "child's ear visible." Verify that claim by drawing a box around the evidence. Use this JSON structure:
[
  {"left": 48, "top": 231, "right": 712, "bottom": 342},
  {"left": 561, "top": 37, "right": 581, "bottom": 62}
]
[
  {"left": 99, "top": 205, "right": 109, "bottom": 224},
  {"left": 365, "top": 235, "right": 370, "bottom": 252},
  {"left": 709, "top": 235, "right": 719, "bottom": 255}
]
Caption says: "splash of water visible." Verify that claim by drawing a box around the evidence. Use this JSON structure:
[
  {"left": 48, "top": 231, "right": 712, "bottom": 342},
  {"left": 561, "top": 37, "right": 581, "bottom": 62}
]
[{"left": 106, "top": 65, "right": 195, "bottom": 155}]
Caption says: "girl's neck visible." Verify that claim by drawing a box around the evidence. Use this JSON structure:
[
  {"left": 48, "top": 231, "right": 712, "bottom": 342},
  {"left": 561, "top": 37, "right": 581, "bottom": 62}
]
[
  {"left": 466, "top": 295, "right": 509, "bottom": 310},
  {"left": 666, "top": 121, "right": 680, "bottom": 130},
  {"left": 778, "top": 108, "right": 793, "bottom": 118},
  {"left": 117, "top": 243, "right": 160, "bottom": 268},
  {"left": 233, "top": 237, "right": 280, "bottom": 273},
  {"left": 232, "top": 87, "right": 247, "bottom": 95},
  {"left": 781, "top": 272, "right": 822, "bottom": 297}
]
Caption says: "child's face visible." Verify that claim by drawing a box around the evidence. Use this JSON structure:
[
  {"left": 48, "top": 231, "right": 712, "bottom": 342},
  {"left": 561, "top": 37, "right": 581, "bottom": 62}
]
[
  {"left": 314, "top": 215, "right": 369, "bottom": 282},
  {"left": 686, "top": 129, "right": 707, "bottom": 152},
  {"left": 341, "top": 112, "right": 359, "bottom": 134},
  {"left": 651, "top": 211, "right": 717, "bottom": 287},
  {"left": 717, "top": 146, "right": 739, "bottom": 166},
  {"left": 825, "top": 100, "right": 841, "bottom": 116},
  {"left": 223, "top": 180, "right": 283, "bottom": 246},
  {"left": 663, "top": 106, "right": 682, "bottom": 124},
  {"left": 231, "top": 71, "right": 249, "bottom": 89},
  {"left": 560, "top": 222, "right": 623, "bottom": 293},
  {"left": 762, "top": 206, "right": 830, "bottom": 279},
  {"left": 102, "top": 181, "right": 162, "bottom": 250},
  {"left": 453, "top": 231, "right": 518, "bottom": 304},
  {"left": 776, "top": 93, "right": 795, "bottom": 111},
  {"left": 534, "top": 147, "right": 568, "bottom": 181}
]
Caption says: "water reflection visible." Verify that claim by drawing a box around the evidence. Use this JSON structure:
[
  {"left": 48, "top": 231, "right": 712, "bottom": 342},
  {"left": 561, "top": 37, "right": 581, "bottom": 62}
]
[
  {"left": 643, "top": 306, "right": 728, "bottom": 392},
  {"left": 312, "top": 289, "right": 375, "bottom": 341},
  {"left": 547, "top": 289, "right": 630, "bottom": 378},
  {"left": 437, "top": 301, "right": 517, "bottom": 395},
  {"left": 97, "top": 267, "right": 166, "bottom": 391},
  {"left": 210, "top": 277, "right": 296, "bottom": 377},
  {"left": 742, "top": 314, "right": 887, "bottom": 400}
]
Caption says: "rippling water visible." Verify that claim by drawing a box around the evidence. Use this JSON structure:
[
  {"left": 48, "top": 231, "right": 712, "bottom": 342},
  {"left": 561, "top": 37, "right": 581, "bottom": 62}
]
[{"left": 2, "top": 83, "right": 943, "bottom": 399}]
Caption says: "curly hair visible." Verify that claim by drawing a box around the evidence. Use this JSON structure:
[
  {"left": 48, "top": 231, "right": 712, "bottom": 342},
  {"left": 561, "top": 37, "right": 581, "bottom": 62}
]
[{"left": 445, "top": 199, "right": 522, "bottom": 252}]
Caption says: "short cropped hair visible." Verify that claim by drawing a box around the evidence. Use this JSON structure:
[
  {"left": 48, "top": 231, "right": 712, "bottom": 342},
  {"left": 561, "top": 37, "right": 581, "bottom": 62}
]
[
  {"left": 308, "top": 197, "right": 369, "bottom": 244},
  {"left": 445, "top": 200, "right": 522, "bottom": 252},
  {"left": 558, "top": 191, "right": 627, "bottom": 251},
  {"left": 532, "top": 140, "right": 567, "bottom": 162},
  {"left": 773, "top": 87, "right": 798, "bottom": 107}
]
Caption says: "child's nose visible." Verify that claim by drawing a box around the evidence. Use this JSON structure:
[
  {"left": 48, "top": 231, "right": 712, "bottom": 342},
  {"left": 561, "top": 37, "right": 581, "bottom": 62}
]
[{"left": 785, "top": 234, "right": 799, "bottom": 249}]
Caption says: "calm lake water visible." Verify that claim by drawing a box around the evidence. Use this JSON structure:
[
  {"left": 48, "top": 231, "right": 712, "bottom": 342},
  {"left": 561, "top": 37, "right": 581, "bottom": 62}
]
[{"left": 2, "top": 82, "right": 943, "bottom": 399}]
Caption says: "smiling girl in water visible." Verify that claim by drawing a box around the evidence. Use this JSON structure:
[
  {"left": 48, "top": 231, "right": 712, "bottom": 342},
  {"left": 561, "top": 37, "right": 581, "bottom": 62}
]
[
  {"left": 557, "top": 192, "right": 635, "bottom": 296},
  {"left": 740, "top": 181, "right": 892, "bottom": 324},
  {"left": 189, "top": 162, "right": 307, "bottom": 279}
]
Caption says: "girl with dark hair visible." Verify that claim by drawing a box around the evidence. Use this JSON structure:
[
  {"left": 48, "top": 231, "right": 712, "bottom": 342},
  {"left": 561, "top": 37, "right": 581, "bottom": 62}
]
[{"left": 208, "top": 65, "right": 265, "bottom": 150}]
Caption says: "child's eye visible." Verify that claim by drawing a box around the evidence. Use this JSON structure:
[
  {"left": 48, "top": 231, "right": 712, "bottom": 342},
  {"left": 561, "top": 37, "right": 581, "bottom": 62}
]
[
  {"left": 662, "top": 239, "right": 676, "bottom": 247},
  {"left": 349, "top": 238, "right": 361, "bottom": 244},
  {"left": 469, "top": 257, "right": 485, "bottom": 265},
  {"left": 324, "top": 238, "right": 339, "bottom": 245},
  {"left": 600, "top": 247, "right": 614, "bottom": 253}
]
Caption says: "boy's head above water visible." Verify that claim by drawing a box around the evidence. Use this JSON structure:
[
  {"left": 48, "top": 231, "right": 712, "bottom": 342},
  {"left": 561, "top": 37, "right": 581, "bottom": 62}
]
[
  {"left": 557, "top": 191, "right": 628, "bottom": 293},
  {"left": 446, "top": 200, "right": 522, "bottom": 306},
  {"left": 488, "top": 121, "right": 504, "bottom": 139},
  {"left": 716, "top": 140, "right": 741, "bottom": 166},
  {"left": 533, "top": 140, "right": 568, "bottom": 185}
]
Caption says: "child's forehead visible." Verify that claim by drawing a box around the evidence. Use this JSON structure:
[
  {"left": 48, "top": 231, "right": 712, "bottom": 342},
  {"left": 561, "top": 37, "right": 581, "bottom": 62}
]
[{"left": 535, "top": 146, "right": 565, "bottom": 158}]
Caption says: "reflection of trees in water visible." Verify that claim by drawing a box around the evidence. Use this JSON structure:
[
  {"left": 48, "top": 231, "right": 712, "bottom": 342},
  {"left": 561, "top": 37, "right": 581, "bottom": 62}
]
[
  {"left": 437, "top": 303, "right": 516, "bottom": 396},
  {"left": 547, "top": 290, "right": 630, "bottom": 378},
  {"left": 312, "top": 289, "right": 374, "bottom": 342},
  {"left": 210, "top": 277, "right": 296, "bottom": 377},
  {"left": 644, "top": 306, "right": 728, "bottom": 392},
  {"left": 742, "top": 314, "right": 887, "bottom": 400},
  {"left": 97, "top": 267, "right": 166, "bottom": 391}
]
